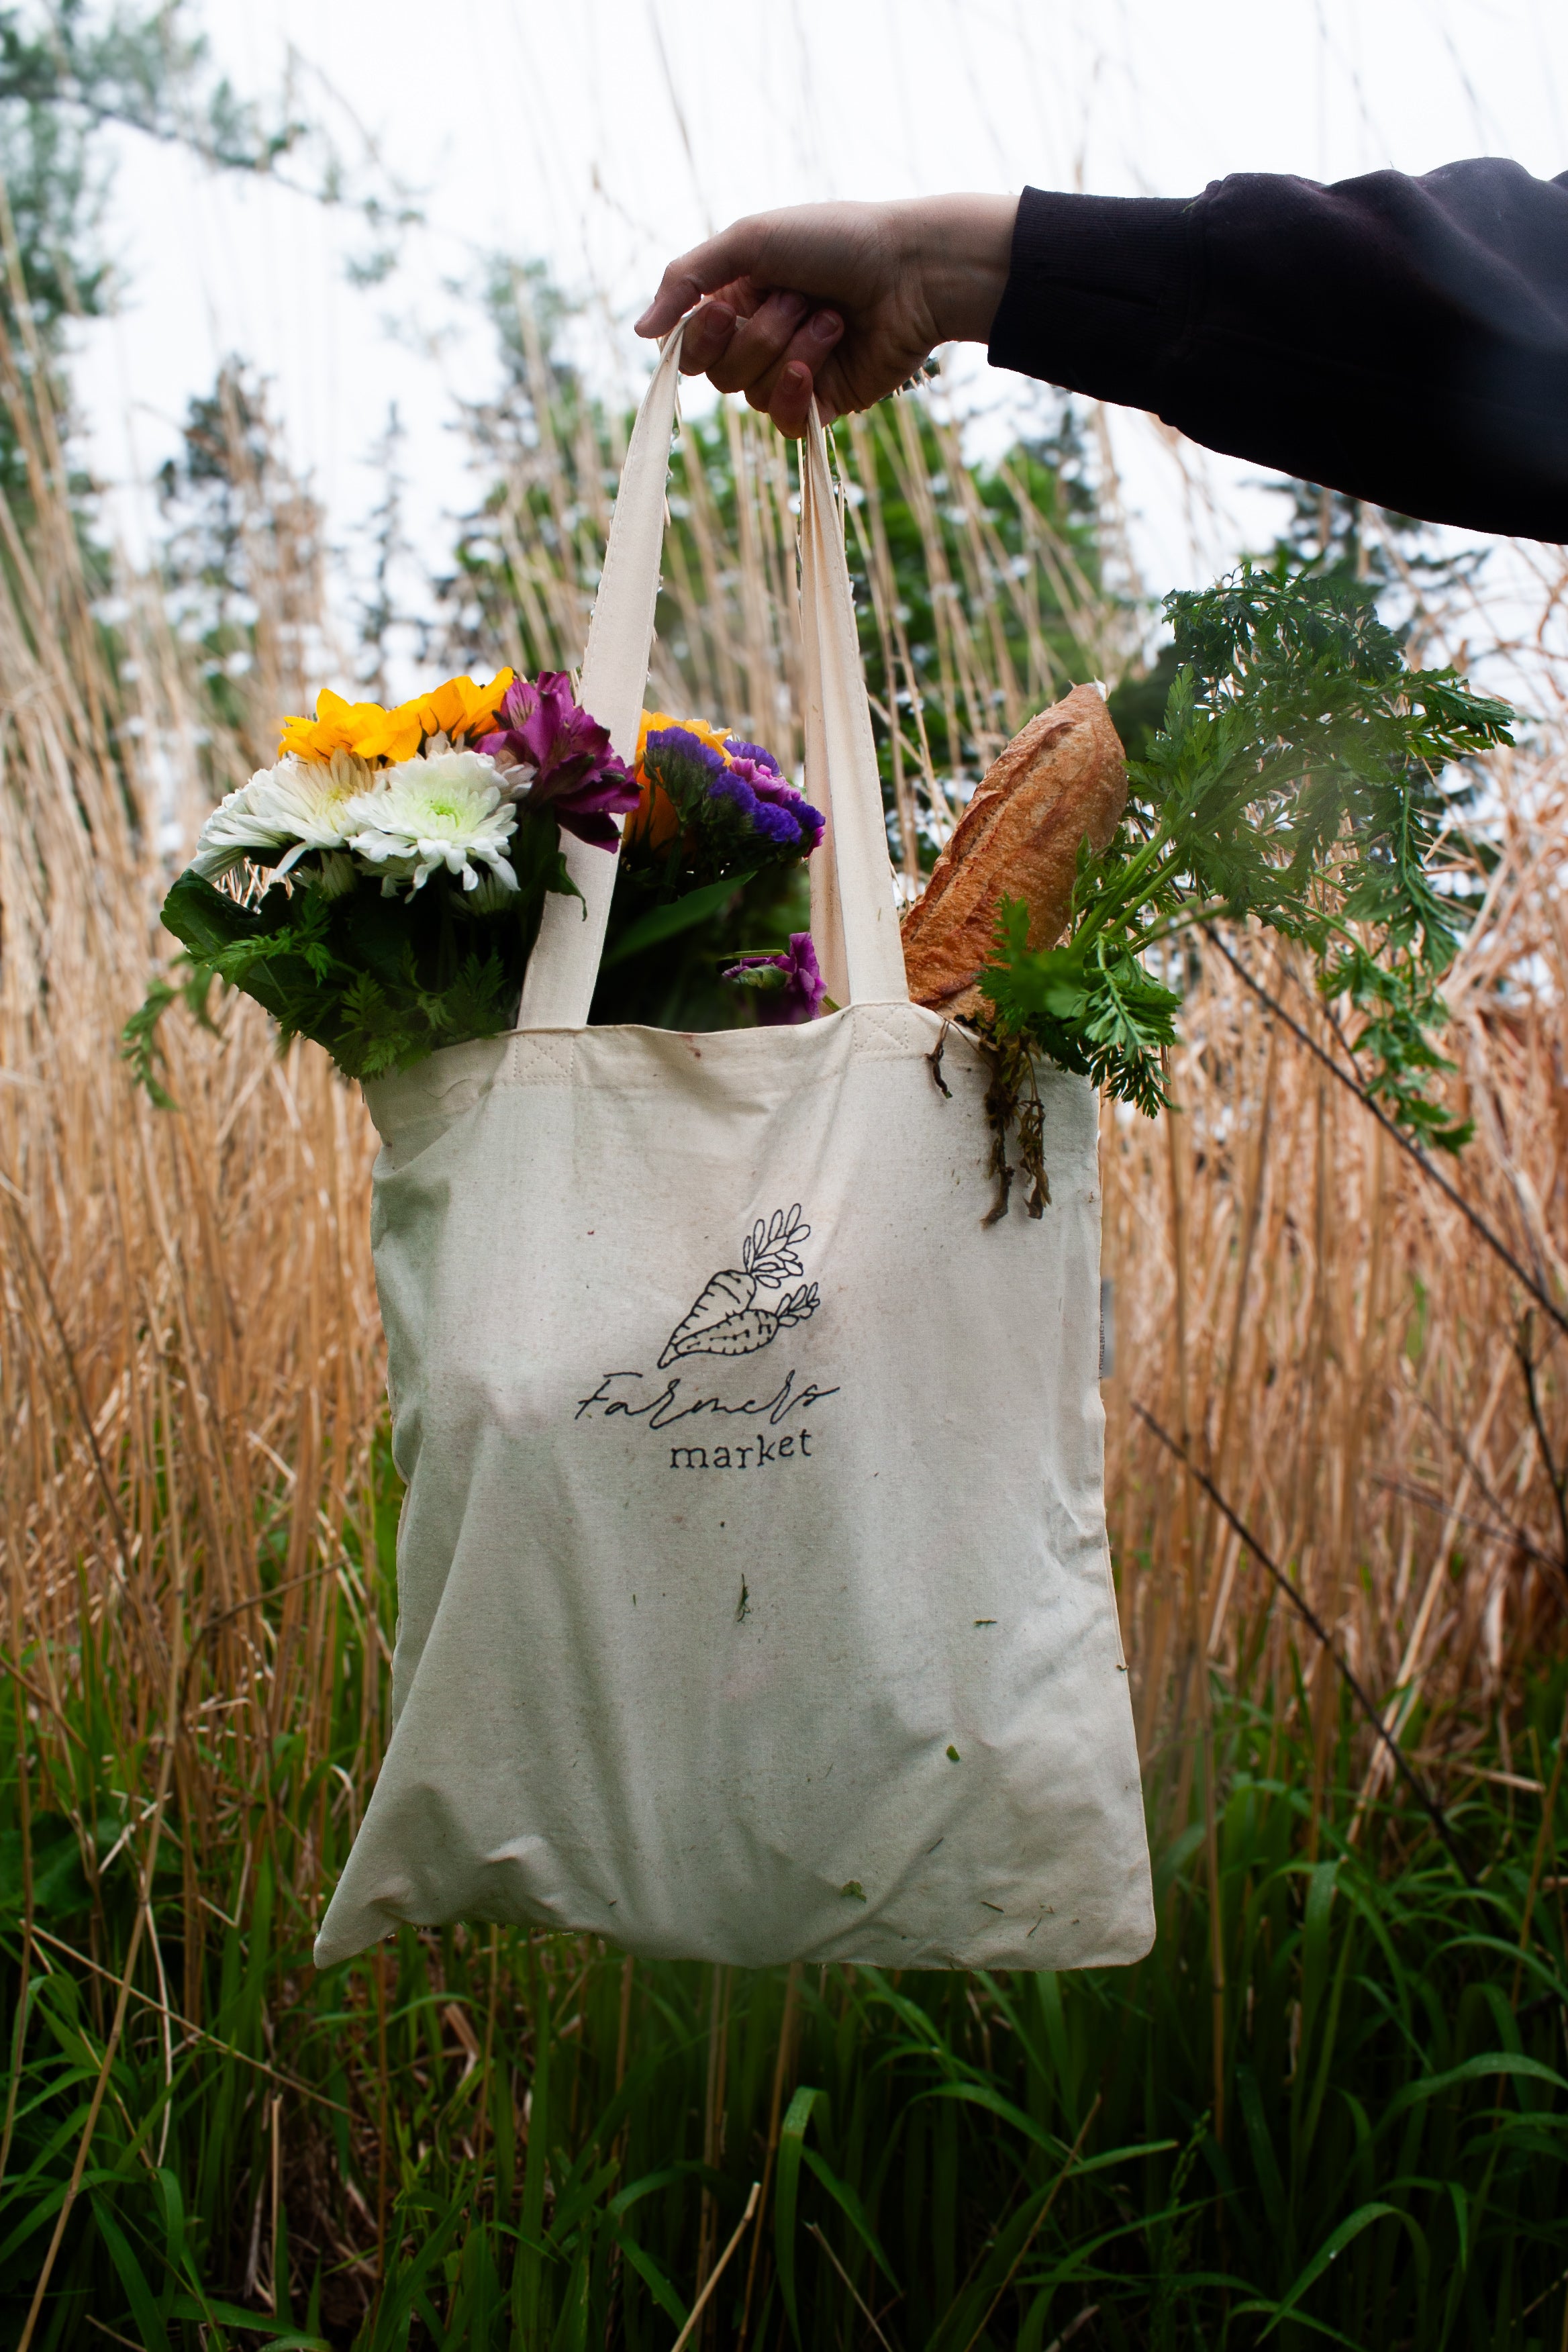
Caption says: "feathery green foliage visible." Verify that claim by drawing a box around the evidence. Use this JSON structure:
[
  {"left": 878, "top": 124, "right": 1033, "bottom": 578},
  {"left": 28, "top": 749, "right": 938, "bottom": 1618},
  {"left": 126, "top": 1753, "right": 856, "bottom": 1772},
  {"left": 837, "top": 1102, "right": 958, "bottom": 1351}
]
[
  {"left": 150, "top": 854, "right": 558, "bottom": 1087},
  {"left": 982, "top": 567, "right": 1514, "bottom": 1145}
]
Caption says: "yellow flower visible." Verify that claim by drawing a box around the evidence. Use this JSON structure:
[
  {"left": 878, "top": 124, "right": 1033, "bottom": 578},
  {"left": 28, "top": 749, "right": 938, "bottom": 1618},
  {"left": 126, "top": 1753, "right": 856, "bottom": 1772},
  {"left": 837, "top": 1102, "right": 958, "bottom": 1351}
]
[
  {"left": 279, "top": 673, "right": 516, "bottom": 767},
  {"left": 279, "top": 689, "right": 414, "bottom": 767},
  {"left": 397, "top": 670, "right": 516, "bottom": 752},
  {"left": 636, "top": 709, "right": 732, "bottom": 770},
  {"left": 344, "top": 704, "right": 425, "bottom": 763}
]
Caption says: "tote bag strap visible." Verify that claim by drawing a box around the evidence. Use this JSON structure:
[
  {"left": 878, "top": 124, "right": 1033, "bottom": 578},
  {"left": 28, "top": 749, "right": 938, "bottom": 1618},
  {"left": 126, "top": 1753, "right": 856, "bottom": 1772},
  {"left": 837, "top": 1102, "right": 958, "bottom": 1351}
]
[
  {"left": 518, "top": 342, "right": 908, "bottom": 1029},
  {"left": 516, "top": 326, "right": 687, "bottom": 1030},
  {"left": 799, "top": 404, "right": 908, "bottom": 1009}
]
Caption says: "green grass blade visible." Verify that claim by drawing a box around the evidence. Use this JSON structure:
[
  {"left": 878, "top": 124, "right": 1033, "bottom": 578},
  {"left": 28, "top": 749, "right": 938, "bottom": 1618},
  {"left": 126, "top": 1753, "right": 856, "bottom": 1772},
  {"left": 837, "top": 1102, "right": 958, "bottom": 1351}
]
[
  {"left": 1253, "top": 2200, "right": 1426, "bottom": 2338},
  {"left": 89, "top": 2194, "right": 173, "bottom": 2352},
  {"left": 599, "top": 873, "right": 756, "bottom": 968},
  {"left": 774, "top": 2084, "right": 827, "bottom": 2343},
  {"left": 611, "top": 2225, "right": 688, "bottom": 2329}
]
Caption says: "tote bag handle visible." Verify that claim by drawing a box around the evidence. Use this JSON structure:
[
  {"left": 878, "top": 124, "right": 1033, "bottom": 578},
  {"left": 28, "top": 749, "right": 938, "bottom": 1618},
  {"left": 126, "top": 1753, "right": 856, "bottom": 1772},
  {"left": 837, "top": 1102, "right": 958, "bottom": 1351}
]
[
  {"left": 797, "top": 401, "right": 909, "bottom": 1010},
  {"left": 516, "top": 337, "right": 908, "bottom": 1030}
]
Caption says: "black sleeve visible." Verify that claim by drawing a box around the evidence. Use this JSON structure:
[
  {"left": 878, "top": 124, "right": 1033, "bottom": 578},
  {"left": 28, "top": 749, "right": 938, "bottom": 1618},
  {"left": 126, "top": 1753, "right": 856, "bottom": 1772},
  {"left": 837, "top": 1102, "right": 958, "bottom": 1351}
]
[{"left": 987, "top": 160, "right": 1568, "bottom": 542}]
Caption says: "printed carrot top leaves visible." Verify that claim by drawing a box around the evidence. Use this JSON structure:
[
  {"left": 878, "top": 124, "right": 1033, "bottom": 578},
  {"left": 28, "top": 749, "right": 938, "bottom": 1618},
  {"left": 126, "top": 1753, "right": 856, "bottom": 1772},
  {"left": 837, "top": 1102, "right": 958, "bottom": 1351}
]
[{"left": 741, "top": 1204, "right": 811, "bottom": 1285}]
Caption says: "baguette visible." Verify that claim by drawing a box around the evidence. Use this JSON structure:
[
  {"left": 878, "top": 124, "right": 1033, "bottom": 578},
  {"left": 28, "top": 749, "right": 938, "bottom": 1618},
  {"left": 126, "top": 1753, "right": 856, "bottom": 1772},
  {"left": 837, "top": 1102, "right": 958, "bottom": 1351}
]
[{"left": 899, "top": 684, "right": 1128, "bottom": 1019}]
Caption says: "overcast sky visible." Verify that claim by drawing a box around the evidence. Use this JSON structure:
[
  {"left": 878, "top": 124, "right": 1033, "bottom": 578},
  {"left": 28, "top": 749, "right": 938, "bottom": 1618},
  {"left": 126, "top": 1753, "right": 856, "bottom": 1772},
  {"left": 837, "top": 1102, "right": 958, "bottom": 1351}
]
[{"left": 73, "top": 0, "right": 1568, "bottom": 691}]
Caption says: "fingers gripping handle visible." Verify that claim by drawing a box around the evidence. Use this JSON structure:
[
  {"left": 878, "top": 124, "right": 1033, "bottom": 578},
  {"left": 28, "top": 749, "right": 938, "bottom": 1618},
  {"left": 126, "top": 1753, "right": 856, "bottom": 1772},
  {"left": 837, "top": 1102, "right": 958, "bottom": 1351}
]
[
  {"left": 516, "top": 324, "right": 687, "bottom": 1031},
  {"left": 799, "top": 407, "right": 908, "bottom": 1009}
]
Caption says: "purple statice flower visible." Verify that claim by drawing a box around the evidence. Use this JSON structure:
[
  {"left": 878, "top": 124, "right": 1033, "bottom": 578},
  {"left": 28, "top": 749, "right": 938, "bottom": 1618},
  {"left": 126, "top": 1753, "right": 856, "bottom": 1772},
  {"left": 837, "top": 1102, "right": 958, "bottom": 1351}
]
[
  {"left": 706, "top": 768, "right": 801, "bottom": 848},
  {"left": 722, "top": 756, "right": 776, "bottom": 791},
  {"left": 706, "top": 764, "right": 825, "bottom": 856},
  {"left": 630, "top": 723, "right": 825, "bottom": 880},
  {"left": 722, "top": 932, "right": 827, "bottom": 1026},
  {"left": 644, "top": 726, "right": 729, "bottom": 783},
  {"left": 723, "top": 737, "right": 783, "bottom": 775},
  {"left": 724, "top": 756, "right": 826, "bottom": 854},
  {"left": 476, "top": 671, "right": 639, "bottom": 849}
]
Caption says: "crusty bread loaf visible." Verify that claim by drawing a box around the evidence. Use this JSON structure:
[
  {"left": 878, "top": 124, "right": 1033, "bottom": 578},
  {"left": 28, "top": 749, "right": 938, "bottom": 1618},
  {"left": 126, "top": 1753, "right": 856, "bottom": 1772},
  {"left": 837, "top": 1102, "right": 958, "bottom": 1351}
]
[{"left": 899, "top": 684, "right": 1128, "bottom": 1018}]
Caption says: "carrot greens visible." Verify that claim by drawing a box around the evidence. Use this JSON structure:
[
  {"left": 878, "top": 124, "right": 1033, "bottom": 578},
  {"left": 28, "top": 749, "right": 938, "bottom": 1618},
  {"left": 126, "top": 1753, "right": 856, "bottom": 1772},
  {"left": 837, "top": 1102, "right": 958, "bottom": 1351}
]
[{"left": 981, "top": 566, "right": 1513, "bottom": 1148}]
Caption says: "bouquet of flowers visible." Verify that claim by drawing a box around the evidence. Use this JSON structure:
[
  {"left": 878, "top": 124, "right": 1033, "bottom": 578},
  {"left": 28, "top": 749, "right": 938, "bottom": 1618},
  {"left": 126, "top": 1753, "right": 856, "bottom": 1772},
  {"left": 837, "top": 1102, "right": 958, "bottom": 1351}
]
[{"left": 130, "top": 675, "right": 826, "bottom": 1092}]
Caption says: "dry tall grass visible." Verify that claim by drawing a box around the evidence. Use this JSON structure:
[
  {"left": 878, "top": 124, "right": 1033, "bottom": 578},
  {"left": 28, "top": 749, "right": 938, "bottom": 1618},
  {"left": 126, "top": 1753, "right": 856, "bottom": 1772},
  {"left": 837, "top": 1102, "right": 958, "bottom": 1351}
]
[{"left": 1104, "top": 761, "right": 1568, "bottom": 1788}]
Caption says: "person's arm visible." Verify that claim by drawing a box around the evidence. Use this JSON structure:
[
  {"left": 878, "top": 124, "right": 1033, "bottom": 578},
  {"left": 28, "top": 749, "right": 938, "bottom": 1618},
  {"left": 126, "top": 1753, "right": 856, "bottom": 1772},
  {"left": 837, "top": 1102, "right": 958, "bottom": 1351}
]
[
  {"left": 991, "top": 160, "right": 1568, "bottom": 542},
  {"left": 636, "top": 195, "right": 1018, "bottom": 438},
  {"left": 638, "top": 164, "right": 1568, "bottom": 543}
]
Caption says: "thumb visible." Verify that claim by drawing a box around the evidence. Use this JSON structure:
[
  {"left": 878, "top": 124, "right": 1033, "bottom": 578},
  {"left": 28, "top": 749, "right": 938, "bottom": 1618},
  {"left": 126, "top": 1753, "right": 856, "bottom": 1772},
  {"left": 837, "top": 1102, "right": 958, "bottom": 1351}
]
[{"left": 634, "top": 217, "right": 771, "bottom": 336}]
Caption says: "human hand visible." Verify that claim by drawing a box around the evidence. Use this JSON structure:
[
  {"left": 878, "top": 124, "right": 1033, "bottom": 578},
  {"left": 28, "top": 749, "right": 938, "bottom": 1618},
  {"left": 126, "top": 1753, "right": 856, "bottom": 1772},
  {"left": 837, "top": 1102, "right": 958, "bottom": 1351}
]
[{"left": 634, "top": 195, "right": 1019, "bottom": 437}]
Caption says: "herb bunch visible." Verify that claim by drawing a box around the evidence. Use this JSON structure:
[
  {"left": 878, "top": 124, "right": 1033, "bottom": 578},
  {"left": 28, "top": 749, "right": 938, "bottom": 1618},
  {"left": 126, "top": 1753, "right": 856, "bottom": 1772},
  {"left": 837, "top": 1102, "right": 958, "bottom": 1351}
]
[{"left": 981, "top": 567, "right": 1513, "bottom": 1150}]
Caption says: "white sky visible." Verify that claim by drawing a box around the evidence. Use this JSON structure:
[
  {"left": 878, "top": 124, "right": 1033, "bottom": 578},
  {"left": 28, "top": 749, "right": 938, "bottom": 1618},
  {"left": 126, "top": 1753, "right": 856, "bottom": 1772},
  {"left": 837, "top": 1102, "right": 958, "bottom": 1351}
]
[{"left": 72, "top": 0, "right": 1568, "bottom": 694}]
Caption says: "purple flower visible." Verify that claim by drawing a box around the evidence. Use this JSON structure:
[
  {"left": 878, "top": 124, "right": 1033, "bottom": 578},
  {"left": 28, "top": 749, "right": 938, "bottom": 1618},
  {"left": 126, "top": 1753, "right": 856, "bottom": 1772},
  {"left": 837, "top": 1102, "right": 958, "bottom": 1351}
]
[
  {"left": 771, "top": 786, "right": 824, "bottom": 853},
  {"left": 722, "top": 932, "right": 827, "bottom": 1026},
  {"left": 724, "top": 758, "right": 825, "bottom": 852},
  {"left": 726, "top": 756, "right": 794, "bottom": 803},
  {"left": 477, "top": 671, "right": 639, "bottom": 849},
  {"left": 723, "top": 737, "right": 783, "bottom": 775},
  {"left": 707, "top": 769, "right": 787, "bottom": 842},
  {"left": 645, "top": 726, "right": 728, "bottom": 781},
  {"left": 706, "top": 766, "right": 825, "bottom": 855},
  {"left": 628, "top": 723, "right": 824, "bottom": 880}
]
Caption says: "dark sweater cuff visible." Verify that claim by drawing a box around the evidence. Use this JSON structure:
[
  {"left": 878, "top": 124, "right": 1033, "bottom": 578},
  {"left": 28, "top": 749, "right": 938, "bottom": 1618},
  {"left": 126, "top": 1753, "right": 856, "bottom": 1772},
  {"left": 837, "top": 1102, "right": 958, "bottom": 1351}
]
[{"left": 988, "top": 186, "right": 1195, "bottom": 409}]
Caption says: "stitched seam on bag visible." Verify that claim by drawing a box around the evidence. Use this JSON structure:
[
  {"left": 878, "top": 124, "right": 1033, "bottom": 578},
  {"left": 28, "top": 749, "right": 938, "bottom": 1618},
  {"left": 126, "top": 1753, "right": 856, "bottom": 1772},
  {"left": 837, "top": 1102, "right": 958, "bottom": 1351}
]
[
  {"left": 852, "top": 1004, "right": 928, "bottom": 1059},
  {"left": 503, "top": 1033, "right": 577, "bottom": 1088}
]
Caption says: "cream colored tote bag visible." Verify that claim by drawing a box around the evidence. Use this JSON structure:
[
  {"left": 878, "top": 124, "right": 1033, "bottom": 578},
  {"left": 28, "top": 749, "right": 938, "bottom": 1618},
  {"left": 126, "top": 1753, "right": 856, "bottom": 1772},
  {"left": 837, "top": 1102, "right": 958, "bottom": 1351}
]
[{"left": 314, "top": 335, "right": 1153, "bottom": 1973}]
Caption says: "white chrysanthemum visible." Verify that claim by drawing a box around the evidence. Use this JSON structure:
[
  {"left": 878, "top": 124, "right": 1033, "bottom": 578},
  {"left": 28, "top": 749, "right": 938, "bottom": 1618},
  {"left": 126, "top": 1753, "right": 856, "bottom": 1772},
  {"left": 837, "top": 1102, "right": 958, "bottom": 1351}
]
[
  {"left": 346, "top": 750, "right": 518, "bottom": 896},
  {"left": 189, "top": 773, "right": 275, "bottom": 879},
  {"left": 190, "top": 751, "right": 376, "bottom": 882}
]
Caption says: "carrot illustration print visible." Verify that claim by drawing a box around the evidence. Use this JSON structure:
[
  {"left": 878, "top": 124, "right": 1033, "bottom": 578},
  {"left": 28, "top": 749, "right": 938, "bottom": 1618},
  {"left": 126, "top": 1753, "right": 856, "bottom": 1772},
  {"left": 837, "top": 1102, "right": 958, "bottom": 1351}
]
[{"left": 658, "top": 1206, "right": 820, "bottom": 1368}]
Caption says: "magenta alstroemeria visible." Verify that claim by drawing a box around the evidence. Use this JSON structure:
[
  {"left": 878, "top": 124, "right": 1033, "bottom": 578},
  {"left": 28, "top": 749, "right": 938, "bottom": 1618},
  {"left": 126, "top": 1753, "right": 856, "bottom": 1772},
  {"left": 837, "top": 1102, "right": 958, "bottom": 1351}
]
[
  {"left": 721, "top": 931, "right": 827, "bottom": 1026},
  {"left": 477, "top": 672, "right": 640, "bottom": 849}
]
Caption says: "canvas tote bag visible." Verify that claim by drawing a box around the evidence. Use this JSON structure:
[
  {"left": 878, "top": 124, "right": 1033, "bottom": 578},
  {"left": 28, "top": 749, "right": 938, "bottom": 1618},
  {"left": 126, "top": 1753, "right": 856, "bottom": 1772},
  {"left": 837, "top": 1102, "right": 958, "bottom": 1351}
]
[{"left": 314, "top": 332, "right": 1154, "bottom": 1972}]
